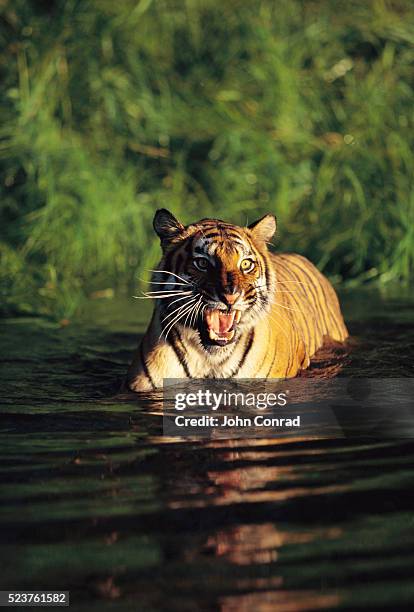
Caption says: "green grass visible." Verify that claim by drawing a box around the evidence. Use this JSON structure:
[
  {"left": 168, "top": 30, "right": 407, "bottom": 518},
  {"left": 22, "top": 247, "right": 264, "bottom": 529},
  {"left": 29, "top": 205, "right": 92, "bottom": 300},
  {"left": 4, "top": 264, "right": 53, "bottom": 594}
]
[{"left": 1, "top": 0, "right": 413, "bottom": 317}]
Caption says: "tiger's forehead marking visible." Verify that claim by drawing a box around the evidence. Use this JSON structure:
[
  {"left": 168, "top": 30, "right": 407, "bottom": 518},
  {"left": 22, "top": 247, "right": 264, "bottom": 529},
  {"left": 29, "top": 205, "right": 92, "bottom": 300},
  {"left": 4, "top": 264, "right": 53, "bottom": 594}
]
[{"left": 191, "top": 223, "right": 252, "bottom": 259}]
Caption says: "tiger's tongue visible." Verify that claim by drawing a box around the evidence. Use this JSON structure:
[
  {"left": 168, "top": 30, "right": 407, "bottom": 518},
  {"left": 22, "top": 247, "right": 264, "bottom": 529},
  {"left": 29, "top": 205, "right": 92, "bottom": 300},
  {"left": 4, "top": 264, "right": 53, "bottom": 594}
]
[{"left": 206, "top": 309, "right": 236, "bottom": 334}]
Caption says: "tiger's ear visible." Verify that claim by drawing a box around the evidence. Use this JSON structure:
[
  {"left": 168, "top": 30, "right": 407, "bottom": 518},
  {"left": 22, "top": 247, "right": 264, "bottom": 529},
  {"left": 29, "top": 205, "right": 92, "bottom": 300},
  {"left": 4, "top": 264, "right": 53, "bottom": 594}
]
[
  {"left": 153, "top": 209, "right": 185, "bottom": 244},
  {"left": 248, "top": 214, "right": 277, "bottom": 243}
]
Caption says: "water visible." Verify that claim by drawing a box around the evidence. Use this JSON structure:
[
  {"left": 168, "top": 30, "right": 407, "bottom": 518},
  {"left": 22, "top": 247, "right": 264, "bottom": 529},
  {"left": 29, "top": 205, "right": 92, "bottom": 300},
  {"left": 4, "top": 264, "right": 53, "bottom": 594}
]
[{"left": 1, "top": 288, "right": 414, "bottom": 611}]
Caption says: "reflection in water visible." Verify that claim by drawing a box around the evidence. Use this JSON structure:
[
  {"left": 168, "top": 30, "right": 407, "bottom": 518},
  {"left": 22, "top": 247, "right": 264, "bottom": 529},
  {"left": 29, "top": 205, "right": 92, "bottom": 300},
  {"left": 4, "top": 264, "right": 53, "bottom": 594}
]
[
  {"left": 161, "top": 438, "right": 346, "bottom": 609},
  {"left": 219, "top": 590, "right": 340, "bottom": 612},
  {"left": 204, "top": 522, "right": 341, "bottom": 565},
  {"left": 1, "top": 290, "right": 414, "bottom": 610}
]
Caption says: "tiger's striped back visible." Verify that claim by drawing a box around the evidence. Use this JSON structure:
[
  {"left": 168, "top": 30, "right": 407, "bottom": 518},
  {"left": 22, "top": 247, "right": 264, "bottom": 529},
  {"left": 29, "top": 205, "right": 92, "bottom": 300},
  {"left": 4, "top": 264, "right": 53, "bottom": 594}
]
[{"left": 245, "top": 252, "right": 348, "bottom": 379}]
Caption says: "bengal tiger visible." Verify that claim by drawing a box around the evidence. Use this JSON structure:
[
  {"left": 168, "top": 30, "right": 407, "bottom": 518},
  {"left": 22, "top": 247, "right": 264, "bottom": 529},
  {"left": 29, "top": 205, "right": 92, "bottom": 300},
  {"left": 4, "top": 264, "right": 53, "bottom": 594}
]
[{"left": 126, "top": 209, "right": 348, "bottom": 391}]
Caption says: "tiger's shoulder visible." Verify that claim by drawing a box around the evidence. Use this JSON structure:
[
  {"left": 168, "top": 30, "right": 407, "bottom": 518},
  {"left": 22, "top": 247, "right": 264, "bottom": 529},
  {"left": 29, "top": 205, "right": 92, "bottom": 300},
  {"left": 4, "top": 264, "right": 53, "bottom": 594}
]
[{"left": 269, "top": 251, "right": 348, "bottom": 344}]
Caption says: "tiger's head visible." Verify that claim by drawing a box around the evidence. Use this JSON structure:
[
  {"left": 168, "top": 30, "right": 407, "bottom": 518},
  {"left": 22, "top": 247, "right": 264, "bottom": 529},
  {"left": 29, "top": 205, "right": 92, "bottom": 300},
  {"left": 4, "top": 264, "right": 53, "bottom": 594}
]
[{"left": 151, "top": 209, "right": 276, "bottom": 350}]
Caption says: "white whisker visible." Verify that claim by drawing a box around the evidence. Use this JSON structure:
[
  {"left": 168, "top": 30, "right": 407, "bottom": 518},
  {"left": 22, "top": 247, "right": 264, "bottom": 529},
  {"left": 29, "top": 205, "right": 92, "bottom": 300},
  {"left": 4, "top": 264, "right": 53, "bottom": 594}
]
[
  {"left": 139, "top": 278, "right": 190, "bottom": 286},
  {"left": 270, "top": 299, "right": 305, "bottom": 314},
  {"left": 162, "top": 297, "right": 197, "bottom": 324},
  {"left": 255, "top": 284, "right": 299, "bottom": 293},
  {"left": 134, "top": 292, "right": 192, "bottom": 300},
  {"left": 189, "top": 296, "right": 203, "bottom": 328},
  {"left": 136, "top": 289, "right": 193, "bottom": 300},
  {"left": 160, "top": 303, "right": 189, "bottom": 341},
  {"left": 143, "top": 288, "right": 193, "bottom": 295},
  {"left": 195, "top": 299, "right": 204, "bottom": 325},
  {"left": 255, "top": 281, "right": 306, "bottom": 292},
  {"left": 164, "top": 293, "right": 196, "bottom": 310},
  {"left": 183, "top": 296, "right": 200, "bottom": 328},
  {"left": 162, "top": 302, "right": 196, "bottom": 341},
  {"left": 148, "top": 269, "right": 192, "bottom": 285}
]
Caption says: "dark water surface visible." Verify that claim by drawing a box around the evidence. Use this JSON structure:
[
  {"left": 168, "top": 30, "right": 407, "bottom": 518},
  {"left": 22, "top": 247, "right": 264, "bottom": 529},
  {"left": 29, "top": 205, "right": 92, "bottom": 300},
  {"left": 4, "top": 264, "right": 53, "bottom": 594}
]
[{"left": 1, "top": 288, "right": 414, "bottom": 611}]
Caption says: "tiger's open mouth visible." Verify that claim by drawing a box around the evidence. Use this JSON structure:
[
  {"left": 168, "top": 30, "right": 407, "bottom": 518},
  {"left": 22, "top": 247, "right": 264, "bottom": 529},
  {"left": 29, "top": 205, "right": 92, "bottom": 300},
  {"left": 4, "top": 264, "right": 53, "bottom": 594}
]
[{"left": 203, "top": 308, "right": 242, "bottom": 345}]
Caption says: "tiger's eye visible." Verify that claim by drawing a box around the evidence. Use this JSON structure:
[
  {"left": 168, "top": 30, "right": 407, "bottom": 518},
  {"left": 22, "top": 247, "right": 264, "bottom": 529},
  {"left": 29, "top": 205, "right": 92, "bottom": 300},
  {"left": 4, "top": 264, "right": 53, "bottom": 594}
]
[
  {"left": 240, "top": 258, "right": 255, "bottom": 273},
  {"left": 194, "top": 257, "right": 209, "bottom": 271}
]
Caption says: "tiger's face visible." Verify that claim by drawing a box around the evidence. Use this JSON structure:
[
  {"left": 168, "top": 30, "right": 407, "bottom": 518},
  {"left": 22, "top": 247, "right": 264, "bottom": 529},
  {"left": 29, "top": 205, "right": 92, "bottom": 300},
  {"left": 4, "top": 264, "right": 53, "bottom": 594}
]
[{"left": 151, "top": 209, "right": 276, "bottom": 350}]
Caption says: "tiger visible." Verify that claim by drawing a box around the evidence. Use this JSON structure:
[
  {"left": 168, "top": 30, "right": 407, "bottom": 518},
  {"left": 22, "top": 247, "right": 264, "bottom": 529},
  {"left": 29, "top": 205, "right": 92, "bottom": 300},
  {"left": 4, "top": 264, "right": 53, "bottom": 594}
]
[{"left": 126, "top": 209, "right": 348, "bottom": 391}]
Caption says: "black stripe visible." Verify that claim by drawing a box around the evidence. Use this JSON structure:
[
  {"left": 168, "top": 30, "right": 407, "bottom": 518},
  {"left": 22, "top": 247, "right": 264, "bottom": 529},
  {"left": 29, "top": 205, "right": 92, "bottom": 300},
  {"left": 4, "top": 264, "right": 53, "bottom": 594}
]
[
  {"left": 265, "top": 341, "right": 278, "bottom": 378},
  {"left": 287, "top": 256, "right": 330, "bottom": 335},
  {"left": 169, "top": 329, "right": 192, "bottom": 377},
  {"left": 279, "top": 256, "right": 325, "bottom": 338},
  {"left": 199, "top": 219, "right": 221, "bottom": 226},
  {"left": 224, "top": 231, "right": 245, "bottom": 240},
  {"left": 264, "top": 260, "right": 271, "bottom": 292},
  {"left": 230, "top": 329, "right": 255, "bottom": 377},
  {"left": 262, "top": 253, "right": 271, "bottom": 292},
  {"left": 277, "top": 257, "right": 316, "bottom": 347},
  {"left": 285, "top": 329, "right": 294, "bottom": 376},
  {"left": 199, "top": 231, "right": 221, "bottom": 240},
  {"left": 217, "top": 221, "right": 235, "bottom": 228},
  {"left": 316, "top": 274, "right": 344, "bottom": 338},
  {"left": 140, "top": 343, "right": 156, "bottom": 390},
  {"left": 253, "top": 316, "right": 280, "bottom": 378},
  {"left": 276, "top": 261, "right": 311, "bottom": 349}
]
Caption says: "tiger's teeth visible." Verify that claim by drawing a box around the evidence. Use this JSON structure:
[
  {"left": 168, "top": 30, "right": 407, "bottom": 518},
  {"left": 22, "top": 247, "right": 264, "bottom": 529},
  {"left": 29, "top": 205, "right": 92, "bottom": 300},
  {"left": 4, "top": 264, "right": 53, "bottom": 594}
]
[
  {"left": 208, "top": 329, "right": 235, "bottom": 342},
  {"left": 204, "top": 308, "right": 241, "bottom": 344}
]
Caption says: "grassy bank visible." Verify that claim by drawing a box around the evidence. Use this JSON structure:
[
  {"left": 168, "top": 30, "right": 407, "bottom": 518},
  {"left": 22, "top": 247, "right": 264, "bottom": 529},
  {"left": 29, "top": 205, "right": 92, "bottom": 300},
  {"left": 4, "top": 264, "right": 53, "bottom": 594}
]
[{"left": 1, "top": 0, "right": 413, "bottom": 318}]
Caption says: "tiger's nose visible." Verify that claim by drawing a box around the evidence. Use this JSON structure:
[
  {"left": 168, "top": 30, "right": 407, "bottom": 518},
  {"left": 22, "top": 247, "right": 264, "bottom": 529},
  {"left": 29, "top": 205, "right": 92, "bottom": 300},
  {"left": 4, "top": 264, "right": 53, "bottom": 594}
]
[{"left": 222, "top": 292, "right": 241, "bottom": 306}]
